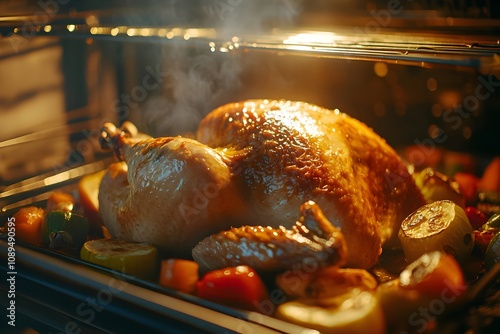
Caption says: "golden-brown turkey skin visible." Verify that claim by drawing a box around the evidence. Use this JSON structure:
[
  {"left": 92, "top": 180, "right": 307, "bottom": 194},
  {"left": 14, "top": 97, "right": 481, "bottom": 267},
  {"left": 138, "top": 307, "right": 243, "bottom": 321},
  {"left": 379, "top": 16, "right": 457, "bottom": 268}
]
[
  {"left": 197, "top": 100, "right": 425, "bottom": 268},
  {"left": 98, "top": 137, "right": 248, "bottom": 257},
  {"left": 100, "top": 100, "right": 424, "bottom": 269}
]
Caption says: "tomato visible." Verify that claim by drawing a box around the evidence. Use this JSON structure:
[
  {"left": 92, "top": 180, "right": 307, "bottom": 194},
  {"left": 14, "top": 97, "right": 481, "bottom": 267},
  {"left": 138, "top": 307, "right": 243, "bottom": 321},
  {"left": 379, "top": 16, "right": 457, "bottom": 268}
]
[
  {"left": 479, "top": 157, "right": 500, "bottom": 192},
  {"left": 11, "top": 206, "right": 45, "bottom": 246},
  {"left": 196, "top": 266, "right": 269, "bottom": 312},
  {"left": 159, "top": 259, "right": 199, "bottom": 294},
  {"left": 465, "top": 206, "right": 488, "bottom": 230},
  {"left": 399, "top": 251, "right": 466, "bottom": 299},
  {"left": 474, "top": 230, "right": 496, "bottom": 254},
  {"left": 454, "top": 172, "right": 479, "bottom": 205}
]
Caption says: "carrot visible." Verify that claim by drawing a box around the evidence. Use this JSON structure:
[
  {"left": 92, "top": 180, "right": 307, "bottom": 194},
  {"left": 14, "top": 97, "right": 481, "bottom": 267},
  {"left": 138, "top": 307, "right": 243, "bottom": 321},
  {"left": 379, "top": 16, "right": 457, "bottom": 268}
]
[
  {"left": 158, "top": 259, "right": 199, "bottom": 294},
  {"left": 11, "top": 206, "right": 45, "bottom": 246}
]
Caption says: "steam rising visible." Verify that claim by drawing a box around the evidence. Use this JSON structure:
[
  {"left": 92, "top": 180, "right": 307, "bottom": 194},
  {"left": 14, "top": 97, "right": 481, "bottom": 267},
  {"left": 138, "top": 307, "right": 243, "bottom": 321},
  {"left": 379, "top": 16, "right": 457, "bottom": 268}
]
[{"left": 141, "top": 0, "right": 302, "bottom": 136}]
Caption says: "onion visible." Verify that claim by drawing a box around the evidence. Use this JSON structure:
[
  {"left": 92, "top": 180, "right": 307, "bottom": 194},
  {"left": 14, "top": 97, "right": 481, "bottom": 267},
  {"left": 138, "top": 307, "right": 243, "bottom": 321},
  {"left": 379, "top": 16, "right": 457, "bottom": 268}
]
[
  {"left": 398, "top": 200, "right": 474, "bottom": 263},
  {"left": 413, "top": 167, "right": 465, "bottom": 208},
  {"left": 275, "top": 288, "right": 385, "bottom": 334}
]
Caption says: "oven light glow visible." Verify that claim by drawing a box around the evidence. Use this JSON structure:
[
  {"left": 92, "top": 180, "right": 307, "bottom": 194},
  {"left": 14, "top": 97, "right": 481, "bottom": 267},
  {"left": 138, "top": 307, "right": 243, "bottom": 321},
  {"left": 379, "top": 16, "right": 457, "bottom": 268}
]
[
  {"left": 140, "top": 28, "right": 152, "bottom": 37},
  {"left": 85, "top": 15, "right": 99, "bottom": 26},
  {"left": 374, "top": 62, "right": 388, "bottom": 77},
  {"left": 67, "top": 24, "right": 76, "bottom": 32},
  {"left": 157, "top": 28, "right": 167, "bottom": 37},
  {"left": 44, "top": 172, "right": 70, "bottom": 186},
  {"left": 111, "top": 27, "right": 119, "bottom": 36},
  {"left": 43, "top": 25, "right": 52, "bottom": 33},
  {"left": 283, "top": 32, "right": 340, "bottom": 45}
]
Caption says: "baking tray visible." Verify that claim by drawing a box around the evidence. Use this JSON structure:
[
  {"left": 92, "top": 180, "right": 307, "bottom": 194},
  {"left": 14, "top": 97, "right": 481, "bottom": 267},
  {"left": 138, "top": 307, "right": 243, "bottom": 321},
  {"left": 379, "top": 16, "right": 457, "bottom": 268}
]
[{"left": 0, "top": 221, "right": 317, "bottom": 334}]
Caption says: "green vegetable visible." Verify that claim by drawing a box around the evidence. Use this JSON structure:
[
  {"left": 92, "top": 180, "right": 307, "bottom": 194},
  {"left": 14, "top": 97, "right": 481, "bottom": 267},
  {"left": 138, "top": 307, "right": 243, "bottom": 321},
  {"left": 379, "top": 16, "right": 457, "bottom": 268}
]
[
  {"left": 484, "top": 232, "right": 500, "bottom": 270},
  {"left": 42, "top": 211, "right": 89, "bottom": 249},
  {"left": 484, "top": 213, "right": 500, "bottom": 229}
]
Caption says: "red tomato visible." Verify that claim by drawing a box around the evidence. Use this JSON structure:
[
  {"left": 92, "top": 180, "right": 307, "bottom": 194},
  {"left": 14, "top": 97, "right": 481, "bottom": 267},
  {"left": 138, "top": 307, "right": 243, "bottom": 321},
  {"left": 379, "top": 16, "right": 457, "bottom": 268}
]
[
  {"left": 465, "top": 206, "right": 488, "bottom": 230},
  {"left": 196, "top": 266, "right": 269, "bottom": 312},
  {"left": 454, "top": 173, "right": 479, "bottom": 205},
  {"left": 474, "top": 230, "right": 495, "bottom": 254}
]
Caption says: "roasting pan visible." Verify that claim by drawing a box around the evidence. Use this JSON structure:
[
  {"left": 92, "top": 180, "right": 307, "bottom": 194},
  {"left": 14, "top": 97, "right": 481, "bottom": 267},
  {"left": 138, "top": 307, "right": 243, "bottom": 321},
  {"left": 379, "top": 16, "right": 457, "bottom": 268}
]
[{"left": 1, "top": 1, "right": 500, "bottom": 333}]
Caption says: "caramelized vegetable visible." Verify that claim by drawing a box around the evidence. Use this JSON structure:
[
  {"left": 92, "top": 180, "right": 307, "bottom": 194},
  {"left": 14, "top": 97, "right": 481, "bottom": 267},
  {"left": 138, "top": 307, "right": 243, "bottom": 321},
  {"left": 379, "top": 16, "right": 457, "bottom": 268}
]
[
  {"left": 276, "top": 267, "right": 377, "bottom": 299},
  {"left": 77, "top": 170, "right": 107, "bottom": 236},
  {"left": 454, "top": 172, "right": 479, "bottom": 205},
  {"left": 478, "top": 157, "right": 500, "bottom": 192},
  {"left": 275, "top": 289, "right": 385, "bottom": 334},
  {"left": 377, "top": 252, "right": 466, "bottom": 332},
  {"left": 10, "top": 206, "right": 45, "bottom": 246},
  {"left": 46, "top": 191, "right": 75, "bottom": 213},
  {"left": 413, "top": 167, "right": 465, "bottom": 207},
  {"left": 398, "top": 200, "right": 474, "bottom": 263},
  {"left": 81, "top": 239, "right": 158, "bottom": 280},
  {"left": 159, "top": 259, "right": 199, "bottom": 294},
  {"left": 399, "top": 251, "right": 466, "bottom": 298}
]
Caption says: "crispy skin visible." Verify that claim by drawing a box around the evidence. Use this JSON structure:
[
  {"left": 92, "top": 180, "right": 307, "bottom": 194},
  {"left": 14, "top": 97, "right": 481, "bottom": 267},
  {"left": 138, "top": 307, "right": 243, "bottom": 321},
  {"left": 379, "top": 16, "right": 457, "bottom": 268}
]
[
  {"left": 192, "top": 201, "right": 348, "bottom": 273},
  {"left": 99, "top": 100, "right": 425, "bottom": 268},
  {"left": 98, "top": 137, "right": 247, "bottom": 257},
  {"left": 197, "top": 100, "right": 425, "bottom": 267}
]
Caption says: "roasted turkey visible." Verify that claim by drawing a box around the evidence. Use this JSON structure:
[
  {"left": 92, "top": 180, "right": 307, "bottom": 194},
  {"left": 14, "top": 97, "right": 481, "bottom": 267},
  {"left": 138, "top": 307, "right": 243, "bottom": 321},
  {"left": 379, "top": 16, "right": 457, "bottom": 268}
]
[{"left": 99, "top": 99, "right": 425, "bottom": 268}]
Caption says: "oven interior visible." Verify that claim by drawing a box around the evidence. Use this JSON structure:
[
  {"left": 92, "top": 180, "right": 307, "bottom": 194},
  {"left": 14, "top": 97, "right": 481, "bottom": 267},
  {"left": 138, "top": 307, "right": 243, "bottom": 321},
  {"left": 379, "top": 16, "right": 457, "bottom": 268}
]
[{"left": 1, "top": 1, "right": 499, "bottom": 333}]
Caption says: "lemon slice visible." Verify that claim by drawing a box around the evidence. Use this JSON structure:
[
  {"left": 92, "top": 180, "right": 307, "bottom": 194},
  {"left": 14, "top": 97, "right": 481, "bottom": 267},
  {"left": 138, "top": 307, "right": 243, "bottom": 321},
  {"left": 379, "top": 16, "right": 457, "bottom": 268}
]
[
  {"left": 275, "top": 289, "right": 385, "bottom": 334},
  {"left": 81, "top": 239, "right": 158, "bottom": 280},
  {"left": 398, "top": 200, "right": 474, "bottom": 263}
]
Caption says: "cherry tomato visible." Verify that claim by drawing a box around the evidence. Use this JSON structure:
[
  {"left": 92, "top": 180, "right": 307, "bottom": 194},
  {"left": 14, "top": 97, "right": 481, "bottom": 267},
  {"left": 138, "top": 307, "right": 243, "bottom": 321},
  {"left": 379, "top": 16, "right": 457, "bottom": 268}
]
[
  {"left": 454, "top": 172, "right": 479, "bottom": 205},
  {"left": 465, "top": 206, "right": 487, "bottom": 230},
  {"left": 159, "top": 259, "right": 199, "bottom": 294},
  {"left": 196, "top": 266, "right": 269, "bottom": 312},
  {"left": 474, "top": 230, "right": 496, "bottom": 254}
]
